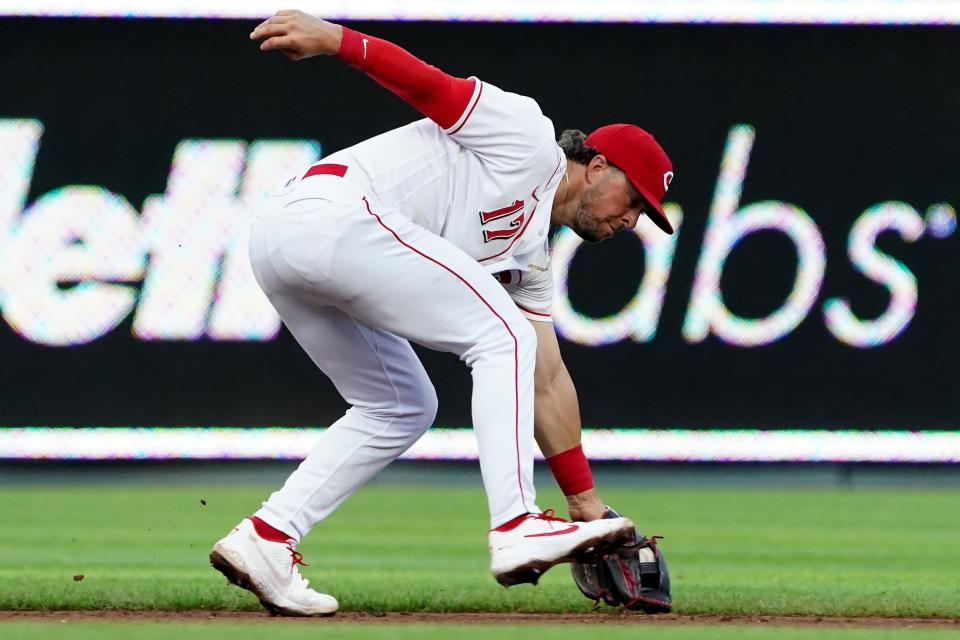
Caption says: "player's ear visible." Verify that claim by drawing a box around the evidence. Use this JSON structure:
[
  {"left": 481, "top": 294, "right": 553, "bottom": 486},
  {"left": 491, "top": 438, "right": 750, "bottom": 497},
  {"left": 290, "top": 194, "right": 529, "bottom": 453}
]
[{"left": 584, "top": 154, "right": 608, "bottom": 185}]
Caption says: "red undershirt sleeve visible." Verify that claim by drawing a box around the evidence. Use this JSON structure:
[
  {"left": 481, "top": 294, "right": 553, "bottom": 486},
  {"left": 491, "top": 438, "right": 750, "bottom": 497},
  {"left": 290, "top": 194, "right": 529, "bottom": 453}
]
[{"left": 335, "top": 26, "right": 476, "bottom": 131}]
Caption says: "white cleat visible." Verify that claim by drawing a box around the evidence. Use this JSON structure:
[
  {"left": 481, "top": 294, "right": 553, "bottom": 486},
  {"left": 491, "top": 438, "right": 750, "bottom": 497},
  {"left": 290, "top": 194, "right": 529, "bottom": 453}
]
[
  {"left": 210, "top": 518, "right": 338, "bottom": 616},
  {"left": 489, "top": 509, "right": 636, "bottom": 587}
]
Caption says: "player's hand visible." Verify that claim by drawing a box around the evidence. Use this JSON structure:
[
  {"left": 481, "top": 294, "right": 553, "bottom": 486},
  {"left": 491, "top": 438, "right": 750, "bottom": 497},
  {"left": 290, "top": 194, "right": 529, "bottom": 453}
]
[{"left": 250, "top": 10, "right": 343, "bottom": 60}]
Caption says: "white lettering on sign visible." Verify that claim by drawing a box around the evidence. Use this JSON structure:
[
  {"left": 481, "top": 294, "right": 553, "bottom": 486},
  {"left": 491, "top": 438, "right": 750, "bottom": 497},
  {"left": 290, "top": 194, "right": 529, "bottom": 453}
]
[
  {"left": 682, "top": 125, "right": 826, "bottom": 346},
  {"left": 4, "top": 185, "right": 144, "bottom": 345},
  {"left": 823, "top": 202, "right": 924, "bottom": 347},
  {"left": 0, "top": 118, "right": 946, "bottom": 348},
  {"left": 554, "top": 124, "right": 941, "bottom": 348},
  {"left": 0, "top": 118, "right": 320, "bottom": 346},
  {"left": 552, "top": 205, "right": 683, "bottom": 345}
]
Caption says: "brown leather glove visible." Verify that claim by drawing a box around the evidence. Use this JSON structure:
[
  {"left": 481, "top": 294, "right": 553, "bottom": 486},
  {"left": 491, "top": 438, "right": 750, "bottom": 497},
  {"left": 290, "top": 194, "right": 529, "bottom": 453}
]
[{"left": 570, "top": 507, "right": 672, "bottom": 613}]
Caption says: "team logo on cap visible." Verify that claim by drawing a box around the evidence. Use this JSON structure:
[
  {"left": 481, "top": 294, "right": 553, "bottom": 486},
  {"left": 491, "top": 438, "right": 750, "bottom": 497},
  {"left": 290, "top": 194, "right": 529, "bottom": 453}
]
[{"left": 663, "top": 171, "right": 674, "bottom": 192}]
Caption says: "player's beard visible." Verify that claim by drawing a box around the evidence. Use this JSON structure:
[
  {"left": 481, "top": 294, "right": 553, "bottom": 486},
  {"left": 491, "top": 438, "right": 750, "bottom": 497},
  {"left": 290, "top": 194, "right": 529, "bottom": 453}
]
[{"left": 569, "top": 184, "right": 608, "bottom": 243}]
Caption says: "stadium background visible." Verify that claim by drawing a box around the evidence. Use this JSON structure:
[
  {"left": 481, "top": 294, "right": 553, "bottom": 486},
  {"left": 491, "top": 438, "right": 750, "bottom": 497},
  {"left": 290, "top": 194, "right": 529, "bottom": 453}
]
[
  {"left": 0, "top": 6, "right": 958, "bottom": 460},
  {"left": 2, "top": 5, "right": 960, "bottom": 636}
]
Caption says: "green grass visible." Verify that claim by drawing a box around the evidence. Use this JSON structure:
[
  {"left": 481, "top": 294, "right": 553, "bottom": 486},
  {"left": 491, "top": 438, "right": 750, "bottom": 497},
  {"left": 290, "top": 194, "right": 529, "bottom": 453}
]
[
  {"left": 4, "top": 624, "right": 960, "bottom": 640},
  {"left": 1, "top": 483, "right": 958, "bottom": 617}
]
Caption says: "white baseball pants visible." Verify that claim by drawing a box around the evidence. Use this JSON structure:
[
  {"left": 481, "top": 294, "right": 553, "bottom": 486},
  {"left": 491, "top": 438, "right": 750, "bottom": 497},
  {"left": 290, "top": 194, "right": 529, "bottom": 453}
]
[{"left": 248, "top": 172, "right": 539, "bottom": 538}]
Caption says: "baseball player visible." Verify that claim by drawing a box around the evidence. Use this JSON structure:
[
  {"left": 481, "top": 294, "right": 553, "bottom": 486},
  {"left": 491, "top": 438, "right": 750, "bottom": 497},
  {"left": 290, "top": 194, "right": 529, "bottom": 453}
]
[{"left": 210, "top": 11, "right": 675, "bottom": 616}]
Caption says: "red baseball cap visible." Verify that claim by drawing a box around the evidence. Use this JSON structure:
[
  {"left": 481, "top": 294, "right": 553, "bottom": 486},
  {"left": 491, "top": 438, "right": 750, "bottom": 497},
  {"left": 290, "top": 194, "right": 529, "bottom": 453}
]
[{"left": 585, "top": 124, "right": 675, "bottom": 234}]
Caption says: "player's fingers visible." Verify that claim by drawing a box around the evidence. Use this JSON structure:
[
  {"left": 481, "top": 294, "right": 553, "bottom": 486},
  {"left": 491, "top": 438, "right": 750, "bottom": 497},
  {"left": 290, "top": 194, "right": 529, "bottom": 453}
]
[
  {"left": 250, "top": 22, "right": 290, "bottom": 41},
  {"left": 266, "top": 13, "right": 294, "bottom": 24},
  {"left": 260, "top": 36, "right": 296, "bottom": 52},
  {"left": 275, "top": 9, "right": 299, "bottom": 17},
  {"left": 250, "top": 13, "right": 296, "bottom": 36},
  {"left": 253, "top": 15, "right": 284, "bottom": 30}
]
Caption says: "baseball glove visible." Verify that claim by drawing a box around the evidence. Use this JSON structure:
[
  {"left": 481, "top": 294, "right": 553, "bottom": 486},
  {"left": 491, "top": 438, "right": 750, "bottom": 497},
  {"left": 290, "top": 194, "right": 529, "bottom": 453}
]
[{"left": 570, "top": 507, "right": 672, "bottom": 613}]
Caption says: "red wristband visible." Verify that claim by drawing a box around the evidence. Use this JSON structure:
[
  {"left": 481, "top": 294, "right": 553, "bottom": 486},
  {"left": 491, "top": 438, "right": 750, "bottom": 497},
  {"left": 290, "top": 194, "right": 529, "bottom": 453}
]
[{"left": 545, "top": 444, "right": 594, "bottom": 496}]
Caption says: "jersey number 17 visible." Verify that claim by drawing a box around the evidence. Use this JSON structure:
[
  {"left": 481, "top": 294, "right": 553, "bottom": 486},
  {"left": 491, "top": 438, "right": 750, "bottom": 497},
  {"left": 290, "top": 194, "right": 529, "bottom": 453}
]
[{"left": 479, "top": 199, "right": 524, "bottom": 243}]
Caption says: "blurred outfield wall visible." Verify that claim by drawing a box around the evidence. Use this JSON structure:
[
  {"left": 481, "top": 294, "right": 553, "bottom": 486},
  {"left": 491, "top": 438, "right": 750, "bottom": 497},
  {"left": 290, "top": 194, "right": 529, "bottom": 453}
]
[{"left": 0, "top": 3, "right": 958, "bottom": 462}]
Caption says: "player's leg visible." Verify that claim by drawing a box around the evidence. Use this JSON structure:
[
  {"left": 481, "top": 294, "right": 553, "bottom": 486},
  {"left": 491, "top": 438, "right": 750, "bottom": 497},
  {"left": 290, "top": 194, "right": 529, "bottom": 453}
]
[
  {"left": 210, "top": 205, "right": 439, "bottom": 617},
  {"left": 251, "top": 291, "right": 437, "bottom": 541}
]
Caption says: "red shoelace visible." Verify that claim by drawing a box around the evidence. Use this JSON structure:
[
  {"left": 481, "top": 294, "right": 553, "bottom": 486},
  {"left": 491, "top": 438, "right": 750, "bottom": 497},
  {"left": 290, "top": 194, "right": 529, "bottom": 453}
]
[
  {"left": 288, "top": 546, "right": 310, "bottom": 567},
  {"left": 534, "top": 508, "right": 567, "bottom": 523}
]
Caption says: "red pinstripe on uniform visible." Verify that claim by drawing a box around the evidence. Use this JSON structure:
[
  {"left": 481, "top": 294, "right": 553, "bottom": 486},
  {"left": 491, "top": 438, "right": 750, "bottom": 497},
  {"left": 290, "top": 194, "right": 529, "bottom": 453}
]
[
  {"left": 516, "top": 303, "right": 550, "bottom": 319},
  {"left": 448, "top": 81, "right": 484, "bottom": 135},
  {"left": 360, "top": 196, "right": 529, "bottom": 513}
]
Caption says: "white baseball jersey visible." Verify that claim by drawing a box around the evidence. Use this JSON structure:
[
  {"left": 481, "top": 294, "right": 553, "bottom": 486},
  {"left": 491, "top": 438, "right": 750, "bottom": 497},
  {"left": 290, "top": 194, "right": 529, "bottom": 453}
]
[{"left": 319, "top": 78, "right": 566, "bottom": 322}]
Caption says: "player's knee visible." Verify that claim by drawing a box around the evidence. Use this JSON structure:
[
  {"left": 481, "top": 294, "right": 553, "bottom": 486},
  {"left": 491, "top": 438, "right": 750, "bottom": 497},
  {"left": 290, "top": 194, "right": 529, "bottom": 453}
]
[
  {"left": 411, "top": 382, "right": 439, "bottom": 433},
  {"left": 352, "top": 381, "right": 435, "bottom": 439},
  {"left": 384, "top": 376, "right": 437, "bottom": 438}
]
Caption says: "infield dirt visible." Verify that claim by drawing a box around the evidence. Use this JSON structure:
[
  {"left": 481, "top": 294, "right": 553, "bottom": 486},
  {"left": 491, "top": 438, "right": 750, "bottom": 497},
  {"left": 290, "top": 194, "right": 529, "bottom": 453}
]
[{"left": 3, "top": 611, "right": 959, "bottom": 629}]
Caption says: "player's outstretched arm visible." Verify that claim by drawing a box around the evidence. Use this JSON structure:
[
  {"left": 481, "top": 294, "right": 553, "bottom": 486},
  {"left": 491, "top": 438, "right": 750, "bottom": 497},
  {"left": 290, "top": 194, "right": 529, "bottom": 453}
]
[
  {"left": 530, "top": 321, "right": 607, "bottom": 521},
  {"left": 250, "top": 10, "right": 475, "bottom": 130}
]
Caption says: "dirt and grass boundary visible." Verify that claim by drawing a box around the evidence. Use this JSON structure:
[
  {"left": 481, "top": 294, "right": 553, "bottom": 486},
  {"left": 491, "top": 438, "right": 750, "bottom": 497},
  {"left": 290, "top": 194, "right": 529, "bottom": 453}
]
[{"left": 2, "top": 611, "right": 959, "bottom": 628}]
